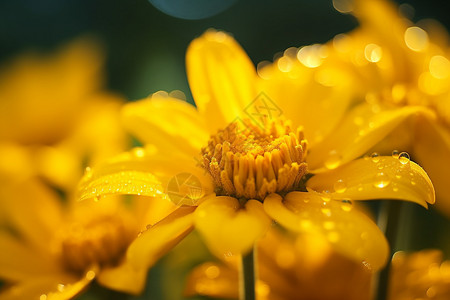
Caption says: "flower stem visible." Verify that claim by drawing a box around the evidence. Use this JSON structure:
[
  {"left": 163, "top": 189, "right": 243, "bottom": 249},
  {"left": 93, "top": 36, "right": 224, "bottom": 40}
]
[
  {"left": 240, "top": 247, "right": 256, "bottom": 300},
  {"left": 374, "top": 200, "right": 403, "bottom": 300}
]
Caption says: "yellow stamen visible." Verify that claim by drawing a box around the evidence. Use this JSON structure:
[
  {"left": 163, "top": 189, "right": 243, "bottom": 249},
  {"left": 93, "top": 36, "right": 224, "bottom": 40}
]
[{"left": 201, "top": 119, "right": 308, "bottom": 200}]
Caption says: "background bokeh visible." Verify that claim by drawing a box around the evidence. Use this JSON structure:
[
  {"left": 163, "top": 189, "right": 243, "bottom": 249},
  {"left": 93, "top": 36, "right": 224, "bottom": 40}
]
[
  {"left": 1, "top": 0, "right": 448, "bottom": 102},
  {"left": 1, "top": 0, "right": 449, "bottom": 299}
]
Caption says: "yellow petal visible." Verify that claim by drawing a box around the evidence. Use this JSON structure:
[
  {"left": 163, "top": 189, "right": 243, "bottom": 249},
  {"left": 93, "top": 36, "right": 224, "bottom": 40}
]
[
  {"left": 307, "top": 103, "right": 435, "bottom": 171},
  {"left": 126, "top": 206, "right": 196, "bottom": 269},
  {"left": 121, "top": 97, "right": 209, "bottom": 156},
  {"left": 97, "top": 260, "right": 148, "bottom": 295},
  {"left": 194, "top": 196, "right": 271, "bottom": 257},
  {"left": 0, "top": 231, "right": 62, "bottom": 282},
  {"left": 260, "top": 58, "right": 354, "bottom": 146},
  {"left": 306, "top": 156, "right": 435, "bottom": 208},
  {"left": 0, "top": 179, "right": 64, "bottom": 252},
  {"left": 186, "top": 29, "right": 257, "bottom": 133},
  {"left": 0, "top": 271, "right": 93, "bottom": 300},
  {"left": 263, "top": 192, "right": 389, "bottom": 271},
  {"left": 184, "top": 262, "right": 239, "bottom": 299},
  {"left": 78, "top": 150, "right": 213, "bottom": 205},
  {"left": 0, "top": 37, "right": 103, "bottom": 145},
  {"left": 413, "top": 116, "right": 450, "bottom": 216}
]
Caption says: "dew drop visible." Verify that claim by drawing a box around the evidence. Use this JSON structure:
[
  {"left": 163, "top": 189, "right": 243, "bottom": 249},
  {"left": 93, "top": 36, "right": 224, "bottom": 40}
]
[
  {"left": 333, "top": 179, "right": 347, "bottom": 193},
  {"left": 398, "top": 152, "right": 410, "bottom": 165},
  {"left": 204, "top": 265, "right": 220, "bottom": 279},
  {"left": 321, "top": 195, "right": 331, "bottom": 202},
  {"left": 85, "top": 270, "right": 96, "bottom": 280},
  {"left": 371, "top": 152, "right": 380, "bottom": 163},
  {"left": 40, "top": 295, "right": 48, "bottom": 300},
  {"left": 392, "top": 150, "right": 399, "bottom": 158},
  {"left": 57, "top": 284, "right": 65, "bottom": 292},
  {"left": 411, "top": 180, "right": 416, "bottom": 186},
  {"left": 324, "top": 150, "right": 342, "bottom": 170},
  {"left": 373, "top": 172, "right": 390, "bottom": 188},
  {"left": 132, "top": 147, "right": 146, "bottom": 158},
  {"left": 321, "top": 208, "right": 332, "bottom": 217},
  {"left": 341, "top": 199, "right": 353, "bottom": 211},
  {"left": 393, "top": 186, "right": 399, "bottom": 192}
]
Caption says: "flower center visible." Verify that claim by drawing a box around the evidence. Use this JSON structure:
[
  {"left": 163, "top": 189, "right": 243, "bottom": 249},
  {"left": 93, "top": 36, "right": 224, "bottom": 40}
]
[
  {"left": 60, "top": 213, "right": 137, "bottom": 272},
  {"left": 200, "top": 119, "right": 308, "bottom": 200}
]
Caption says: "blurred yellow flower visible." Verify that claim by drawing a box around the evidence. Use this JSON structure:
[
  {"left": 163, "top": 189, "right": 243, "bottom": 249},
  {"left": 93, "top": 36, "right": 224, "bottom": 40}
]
[
  {"left": 0, "top": 37, "right": 129, "bottom": 192},
  {"left": 185, "top": 228, "right": 372, "bottom": 300},
  {"left": 0, "top": 176, "right": 177, "bottom": 299},
  {"left": 261, "top": 0, "right": 450, "bottom": 216},
  {"left": 388, "top": 250, "right": 450, "bottom": 300},
  {"left": 79, "top": 29, "right": 434, "bottom": 271},
  {"left": 185, "top": 235, "right": 450, "bottom": 300}
]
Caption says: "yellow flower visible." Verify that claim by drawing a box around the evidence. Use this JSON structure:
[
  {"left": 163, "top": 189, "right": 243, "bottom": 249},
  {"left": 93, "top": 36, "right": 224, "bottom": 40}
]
[
  {"left": 184, "top": 228, "right": 372, "bottom": 300},
  {"left": 0, "top": 175, "right": 177, "bottom": 299},
  {"left": 260, "top": 0, "right": 450, "bottom": 215},
  {"left": 0, "top": 37, "right": 165, "bottom": 298},
  {"left": 79, "top": 29, "right": 434, "bottom": 271},
  {"left": 0, "top": 37, "right": 129, "bottom": 192},
  {"left": 388, "top": 250, "right": 450, "bottom": 300},
  {"left": 185, "top": 234, "right": 450, "bottom": 300}
]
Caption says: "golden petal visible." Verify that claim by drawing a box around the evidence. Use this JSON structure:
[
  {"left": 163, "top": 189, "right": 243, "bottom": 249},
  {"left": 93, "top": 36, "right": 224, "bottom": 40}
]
[
  {"left": 186, "top": 29, "right": 257, "bottom": 133},
  {"left": 195, "top": 196, "right": 271, "bottom": 257},
  {"left": 263, "top": 192, "right": 389, "bottom": 271}
]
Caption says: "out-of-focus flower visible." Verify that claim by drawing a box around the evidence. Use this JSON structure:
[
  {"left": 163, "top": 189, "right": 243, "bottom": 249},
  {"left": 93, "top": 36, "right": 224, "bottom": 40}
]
[
  {"left": 388, "top": 250, "right": 450, "bottom": 300},
  {"left": 185, "top": 237, "right": 450, "bottom": 300},
  {"left": 78, "top": 29, "right": 434, "bottom": 271},
  {"left": 260, "top": 0, "right": 450, "bottom": 216},
  {"left": 0, "top": 37, "right": 129, "bottom": 192},
  {"left": 0, "top": 175, "right": 177, "bottom": 299},
  {"left": 184, "top": 228, "right": 372, "bottom": 300},
  {"left": 0, "top": 36, "right": 162, "bottom": 299}
]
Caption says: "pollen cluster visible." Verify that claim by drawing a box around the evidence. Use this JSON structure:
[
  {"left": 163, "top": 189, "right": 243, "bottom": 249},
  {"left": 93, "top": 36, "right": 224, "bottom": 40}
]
[{"left": 201, "top": 119, "right": 308, "bottom": 200}]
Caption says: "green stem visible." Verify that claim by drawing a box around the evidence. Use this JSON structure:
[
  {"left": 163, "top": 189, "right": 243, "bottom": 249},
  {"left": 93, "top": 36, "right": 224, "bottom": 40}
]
[
  {"left": 374, "top": 201, "right": 403, "bottom": 300},
  {"left": 240, "top": 247, "right": 256, "bottom": 300}
]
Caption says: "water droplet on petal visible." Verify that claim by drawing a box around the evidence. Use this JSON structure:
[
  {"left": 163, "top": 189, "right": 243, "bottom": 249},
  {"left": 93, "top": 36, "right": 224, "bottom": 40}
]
[
  {"left": 341, "top": 199, "right": 353, "bottom": 211},
  {"left": 371, "top": 152, "right": 380, "bottom": 163},
  {"left": 321, "top": 195, "right": 331, "bottom": 202},
  {"left": 398, "top": 152, "right": 410, "bottom": 165},
  {"left": 325, "top": 150, "right": 342, "bottom": 170},
  {"left": 321, "top": 208, "right": 332, "bottom": 217},
  {"left": 392, "top": 150, "right": 399, "bottom": 158},
  {"left": 86, "top": 270, "right": 96, "bottom": 280},
  {"left": 132, "top": 147, "right": 146, "bottom": 158},
  {"left": 57, "top": 284, "right": 65, "bottom": 292},
  {"left": 374, "top": 172, "right": 390, "bottom": 188},
  {"left": 204, "top": 265, "right": 220, "bottom": 279},
  {"left": 333, "top": 179, "right": 347, "bottom": 193},
  {"left": 40, "top": 295, "right": 48, "bottom": 300}
]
